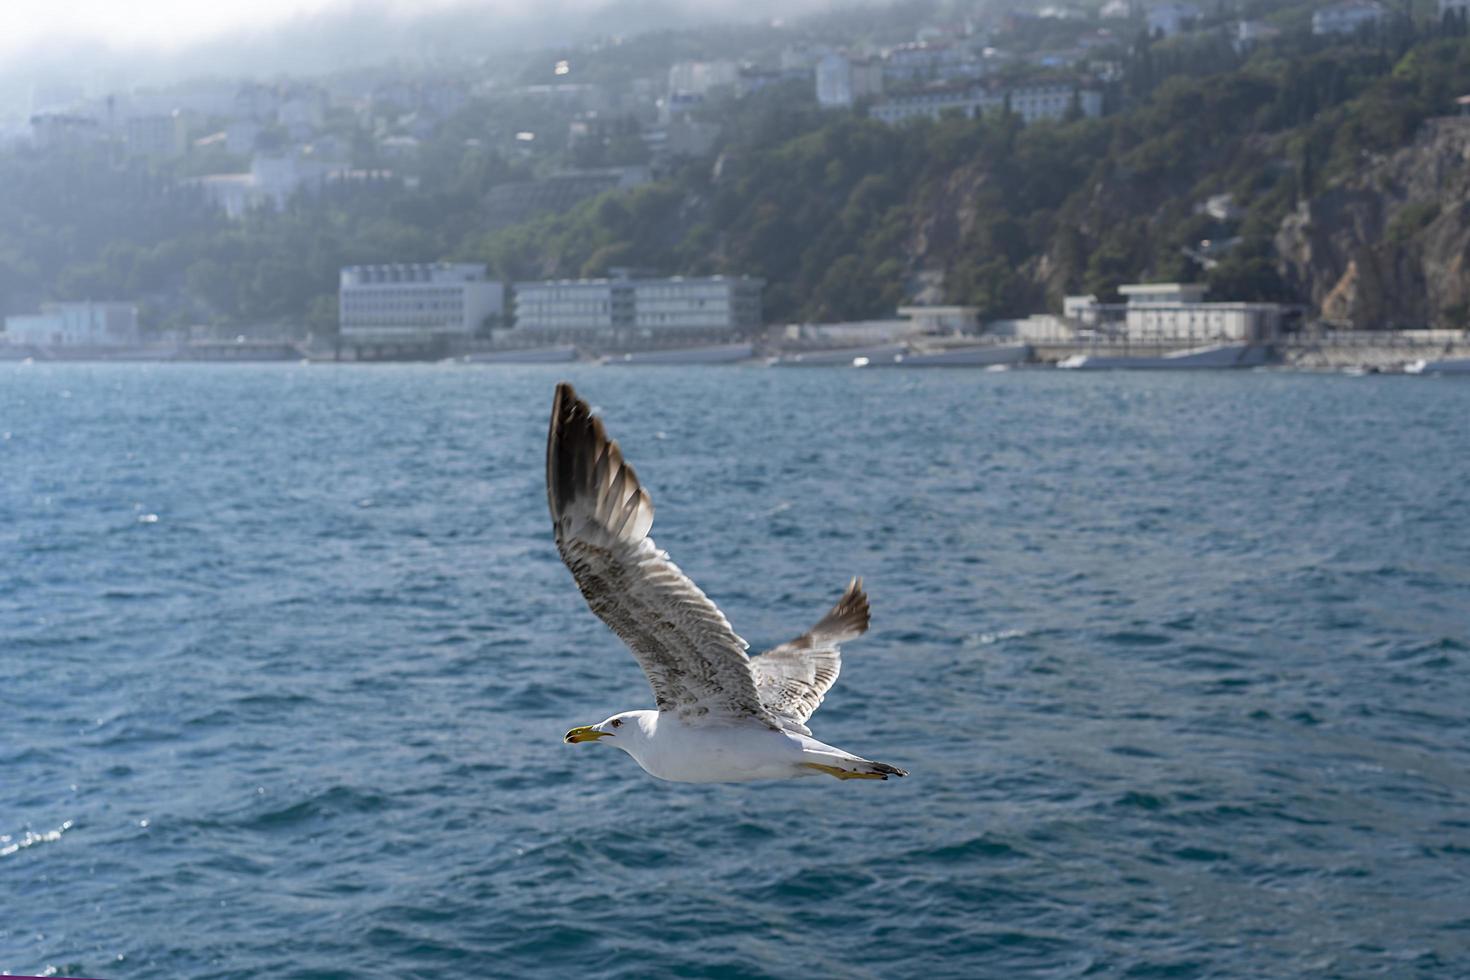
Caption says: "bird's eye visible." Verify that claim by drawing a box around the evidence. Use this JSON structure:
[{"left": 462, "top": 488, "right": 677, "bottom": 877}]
[{"left": 610, "top": 719, "right": 622, "bottom": 728}]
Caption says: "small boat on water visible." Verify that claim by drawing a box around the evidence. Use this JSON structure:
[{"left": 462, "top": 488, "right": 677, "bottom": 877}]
[
  {"left": 771, "top": 344, "right": 909, "bottom": 367},
  {"left": 1405, "top": 357, "right": 1470, "bottom": 375},
  {"left": 866, "top": 344, "right": 1031, "bottom": 368},
  {"left": 1057, "top": 343, "right": 1269, "bottom": 370},
  {"left": 604, "top": 342, "right": 755, "bottom": 365},
  {"left": 463, "top": 345, "right": 579, "bottom": 364}
]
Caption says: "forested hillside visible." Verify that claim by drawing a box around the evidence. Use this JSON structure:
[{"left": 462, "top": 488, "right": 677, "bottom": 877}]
[
  {"left": 3, "top": 7, "right": 1469, "bottom": 334},
  {"left": 479, "top": 21, "right": 1470, "bottom": 326}
]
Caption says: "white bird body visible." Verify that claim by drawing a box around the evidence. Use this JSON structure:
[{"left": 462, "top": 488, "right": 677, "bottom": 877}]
[
  {"left": 548, "top": 382, "right": 907, "bottom": 784},
  {"left": 576, "top": 710, "right": 886, "bottom": 783}
]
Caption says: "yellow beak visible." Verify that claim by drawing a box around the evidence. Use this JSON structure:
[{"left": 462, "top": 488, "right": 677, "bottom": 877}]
[{"left": 565, "top": 725, "right": 612, "bottom": 744}]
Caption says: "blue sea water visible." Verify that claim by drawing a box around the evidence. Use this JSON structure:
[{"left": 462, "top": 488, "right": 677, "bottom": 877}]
[{"left": 2, "top": 363, "right": 1469, "bottom": 979}]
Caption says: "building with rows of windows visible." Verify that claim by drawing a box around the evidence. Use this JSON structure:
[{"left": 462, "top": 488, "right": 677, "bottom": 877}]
[
  {"left": 338, "top": 263, "right": 505, "bottom": 344},
  {"left": 1064, "top": 283, "right": 1286, "bottom": 343},
  {"left": 3, "top": 301, "right": 139, "bottom": 347},
  {"left": 513, "top": 273, "right": 763, "bottom": 341},
  {"left": 869, "top": 83, "right": 1102, "bottom": 126}
]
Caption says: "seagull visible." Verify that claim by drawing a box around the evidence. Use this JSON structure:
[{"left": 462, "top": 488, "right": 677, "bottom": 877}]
[{"left": 548, "top": 382, "right": 907, "bottom": 783}]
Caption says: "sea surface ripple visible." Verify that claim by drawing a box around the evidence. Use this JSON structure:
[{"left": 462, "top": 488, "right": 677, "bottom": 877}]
[{"left": 3, "top": 364, "right": 1469, "bottom": 978}]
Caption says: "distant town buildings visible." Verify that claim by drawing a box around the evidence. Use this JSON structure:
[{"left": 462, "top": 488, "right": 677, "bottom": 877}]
[
  {"left": 870, "top": 83, "right": 1102, "bottom": 126},
  {"left": 513, "top": 271, "right": 763, "bottom": 340},
  {"left": 191, "top": 152, "right": 363, "bottom": 218},
  {"left": 338, "top": 264, "right": 506, "bottom": 344},
  {"left": 668, "top": 61, "right": 741, "bottom": 98},
  {"left": 1146, "top": 2, "right": 1200, "bottom": 37},
  {"left": 3, "top": 302, "right": 139, "bottom": 347},
  {"left": 896, "top": 305, "right": 980, "bottom": 333},
  {"left": 1065, "top": 283, "right": 1285, "bottom": 343},
  {"left": 816, "top": 54, "right": 885, "bottom": 109},
  {"left": 1236, "top": 19, "right": 1283, "bottom": 49},
  {"left": 870, "top": 87, "right": 985, "bottom": 123},
  {"left": 1312, "top": 0, "right": 1386, "bottom": 35},
  {"left": 124, "top": 112, "right": 187, "bottom": 160},
  {"left": 28, "top": 113, "right": 103, "bottom": 150},
  {"left": 881, "top": 42, "right": 982, "bottom": 83}
]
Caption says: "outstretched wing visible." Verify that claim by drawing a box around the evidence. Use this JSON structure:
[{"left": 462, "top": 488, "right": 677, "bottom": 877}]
[
  {"left": 748, "top": 578, "right": 869, "bottom": 733},
  {"left": 547, "top": 382, "right": 778, "bottom": 728}
]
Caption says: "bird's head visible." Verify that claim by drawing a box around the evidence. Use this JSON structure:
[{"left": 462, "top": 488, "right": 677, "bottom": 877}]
[{"left": 564, "top": 711, "right": 650, "bottom": 749}]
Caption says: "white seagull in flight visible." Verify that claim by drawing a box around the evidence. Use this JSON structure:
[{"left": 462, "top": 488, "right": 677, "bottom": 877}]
[{"left": 548, "top": 382, "right": 907, "bottom": 783}]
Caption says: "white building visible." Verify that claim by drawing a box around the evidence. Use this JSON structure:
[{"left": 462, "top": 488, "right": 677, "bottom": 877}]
[
  {"left": 1064, "top": 283, "right": 1284, "bottom": 342},
  {"left": 514, "top": 278, "right": 632, "bottom": 334},
  {"left": 339, "top": 264, "right": 505, "bottom": 343},
  {"left": 1146, "top": 2, "right": 1200, "bottom": 36},
  {"left": 869, "top": 87, "right": 986, "bottom": 124},
  {"left": 191, "top": 152, "right": 352, "bottom": 218},
  {"left": 1236, "top": 19, "right": 1283, "bottom": 47},
  {"left": 667, "top": 60, "right": 740, "bottom": 97},
  {"left": 816, "top": 54, "right": 885, "bottom": 109},
  {"left": 125, "top": 112, "right": 187, "bottom": 159},
  {"left": 882, "top": 42, "right": 982, "bottom": 83},
  {"left": 1064, "top": 294, "right": 1101, "bottom": 326},
  {"left": 632, "top": 277, "right": 763, "bottom": 333},
  {"left": 192, "top": 174, "right": 257, "bottom": 219},
  {"left": 4, "top": 302, "right": 139, "bottom": 347},
  {"left": 1009, "top": 84, "right": 1102, "bottom": 124},
  {"left": 870, "top": 83, "right": 1101, "bottom": 125},
  {"left": 514, "top": 274, "right": 763, "bottom": 338},
  {"left": 1312, "top": 0, "right": 1385, "bottom": 35},
  {"left": 896, "top": 305, "right": 980, "bottom": 333}
]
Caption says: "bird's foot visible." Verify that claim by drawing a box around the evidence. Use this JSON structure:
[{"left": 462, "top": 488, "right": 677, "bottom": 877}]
[{"left": 802, "top": 762, "right": 888, "bottom": 780}]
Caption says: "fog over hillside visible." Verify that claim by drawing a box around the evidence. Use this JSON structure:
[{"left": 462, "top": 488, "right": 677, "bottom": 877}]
[{"left": 1, "top": 0, "right": 874, "bottom": 116}]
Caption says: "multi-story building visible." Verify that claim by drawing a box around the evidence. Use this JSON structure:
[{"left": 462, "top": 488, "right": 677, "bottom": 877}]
[
  {"left": 1312, "top": 0, "right": 1385, "bottom": 35},
  {"left": 1064, "top": 283, "right": 1285, "bottom": 343},
  {"left": 192, "top": 151, "right": 355, "bottom": 218},
  {"left": 125, "top": 112, "right": 187, "bottom": 160},
  {"left": 513, "top": 278, "right": 633, "bottom": 335},
  {"left": 1008, "top": 84, "right": 1102, "bottom": 124},
  {"left": 816, "top": 54, "right": 886, "bottom": 109},
  {"left": 1236, "top": 19, "right": 1283, "bottom": 48},
  {"left": 4, "top": 302, "right": 139, "bottom": 347},
  {"left": 869, "top": 83, "right": 1101, "bottom": 125},
  {"left": 869, "top": 86, "right": 987, "bottom": 124},
  {"left": 513, "top": 273, "right": 763, "bottom": 340},
  {"left": 339, "top": 264, "right": 505, "bottom": 343},
  {"left": 1146, "top": 1, "right": 1200, "bottom": 36},
  {"left": 632, "top": 277, "right": 763, "bottom": 333},
  {"left": 882, "top": 42, "right": 982, "bottom": 83},
  {"left": 667, "top": 60, "right": 741, "bottom": 98}
]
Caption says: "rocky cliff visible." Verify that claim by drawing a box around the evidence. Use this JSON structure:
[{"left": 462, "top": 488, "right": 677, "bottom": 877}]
[{"left": 1276, "top": 117, "right": 1470, "bottom": 328}]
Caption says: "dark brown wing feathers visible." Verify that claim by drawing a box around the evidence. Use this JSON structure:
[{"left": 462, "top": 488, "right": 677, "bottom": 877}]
[{"left": 546, "top": 382, "right": 777, "bottom": 726}]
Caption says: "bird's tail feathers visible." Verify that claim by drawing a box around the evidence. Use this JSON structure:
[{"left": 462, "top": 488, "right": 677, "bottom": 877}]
[{"left": 808, "top": 577, "right": 870, "bottom": 644}]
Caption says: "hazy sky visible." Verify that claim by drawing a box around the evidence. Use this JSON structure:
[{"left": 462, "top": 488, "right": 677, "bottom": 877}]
[
  {"left": 0, "top": 0, "right": 827, "bottom": 54},
  {"left": 0, "top": 1, "right": 462, "bottom": 54},
  {"left": 0, "top": 0, "right": 849, "bottom": 115}
]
